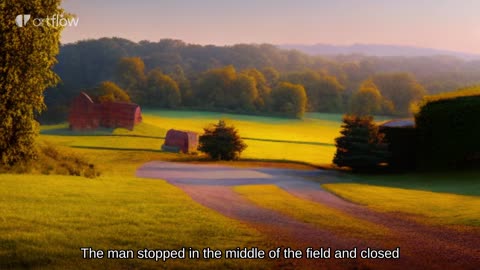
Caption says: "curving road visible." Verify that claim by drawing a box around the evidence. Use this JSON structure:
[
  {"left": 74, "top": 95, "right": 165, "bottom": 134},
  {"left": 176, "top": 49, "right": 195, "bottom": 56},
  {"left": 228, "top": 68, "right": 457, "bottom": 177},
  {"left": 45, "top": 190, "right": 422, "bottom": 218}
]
[{"left": 136, "top": 161, "right": 480, "bottom": 270}]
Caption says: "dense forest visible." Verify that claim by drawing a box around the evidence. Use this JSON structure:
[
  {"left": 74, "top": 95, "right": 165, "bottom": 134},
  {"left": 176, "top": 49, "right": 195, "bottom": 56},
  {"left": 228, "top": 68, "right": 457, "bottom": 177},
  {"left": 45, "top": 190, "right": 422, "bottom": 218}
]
[{"left": 40, "top": 38, "right": 480, "bottom": 122}]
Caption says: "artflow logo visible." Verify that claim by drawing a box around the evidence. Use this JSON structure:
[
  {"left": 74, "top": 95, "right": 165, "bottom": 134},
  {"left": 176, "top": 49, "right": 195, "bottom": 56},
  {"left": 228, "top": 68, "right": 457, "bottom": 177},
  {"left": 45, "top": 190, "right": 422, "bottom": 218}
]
[
  {"left": 15, "top": 14, "right": 79, "bottom": 28},
  {"left": 15, "top": 14, "right": 31, "bottom": 27}
]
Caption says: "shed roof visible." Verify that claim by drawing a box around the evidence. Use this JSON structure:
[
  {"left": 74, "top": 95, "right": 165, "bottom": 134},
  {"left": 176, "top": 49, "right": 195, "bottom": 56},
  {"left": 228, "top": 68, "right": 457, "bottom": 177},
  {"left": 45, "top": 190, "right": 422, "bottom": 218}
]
[{"left": 379, "top": 119, "right": 415, "bottom": 128}]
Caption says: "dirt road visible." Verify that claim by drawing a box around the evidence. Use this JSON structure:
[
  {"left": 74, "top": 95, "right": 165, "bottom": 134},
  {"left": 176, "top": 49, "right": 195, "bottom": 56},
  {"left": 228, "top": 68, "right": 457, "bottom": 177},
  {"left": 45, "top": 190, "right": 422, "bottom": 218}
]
[{"left": 136, "top": 161, "right": 480, "bottom": 270}]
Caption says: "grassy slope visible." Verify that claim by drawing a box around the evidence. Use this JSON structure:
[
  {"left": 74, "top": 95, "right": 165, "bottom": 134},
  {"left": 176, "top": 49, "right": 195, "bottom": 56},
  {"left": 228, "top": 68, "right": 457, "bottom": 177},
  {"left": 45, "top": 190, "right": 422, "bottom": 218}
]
[
  {"left": 40, "top": 111, "right": 480, "bottom": 229},
  {"left": 323, "top": 183, "right": 480, "bottom": 226},
  {"left": 0, "top": 144, "right": 270, "bottom": 269},
  {"left": 44, "top": 110, "right": 344, "bottom": 165},
  {"left": 142, "top": 110, "right": 342, "bottom": 165}
]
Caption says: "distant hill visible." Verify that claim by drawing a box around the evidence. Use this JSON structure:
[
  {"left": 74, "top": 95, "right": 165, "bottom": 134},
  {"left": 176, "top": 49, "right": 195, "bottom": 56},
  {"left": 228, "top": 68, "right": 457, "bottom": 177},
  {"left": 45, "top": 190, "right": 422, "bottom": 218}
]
[{"left": 278, "top": 44, "right": 480, "bottom": 60}]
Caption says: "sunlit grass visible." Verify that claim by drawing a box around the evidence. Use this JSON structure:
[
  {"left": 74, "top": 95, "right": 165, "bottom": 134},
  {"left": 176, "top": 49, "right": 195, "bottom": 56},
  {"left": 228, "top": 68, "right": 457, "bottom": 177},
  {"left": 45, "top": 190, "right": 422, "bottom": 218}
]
[
  {"left": 0, "top": 174, "right": 269, "bottom": 269},
  {"left": 323, "top": 183, "right": 480, "bottom": 226},
  {"left": 2, "top": 127, "right": 275, "bottom": 269},
  {"left": 234, "top": 185, "right": 389, "bottom": 239},
  {"left": 142, "top": 110, "right": 342, "bottom": 145},
  {"left": 41, "top": 110, "right": 344, "bottom": 165}
]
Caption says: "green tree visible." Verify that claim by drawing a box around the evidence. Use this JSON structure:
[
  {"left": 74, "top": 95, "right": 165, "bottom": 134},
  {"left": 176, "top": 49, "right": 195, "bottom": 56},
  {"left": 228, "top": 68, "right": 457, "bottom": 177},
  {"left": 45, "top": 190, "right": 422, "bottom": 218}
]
[
  {"left": 145, "top": 69, "right": 181, "bottom": 108},
  {"left": 91, "top": 81, "right": 131, "bottom": 103},
  {"left": 333, "top": 115, "right": 389, "bottom": 171},
  {"left": 0, "top": 1, "right": 65, "bottom": 165},
  {"left": 284, "top": 70, "right": 344, "bottom": 112},
  {"left": 372, "top": 73, "right": 426, "bottom": 116},
  {"left": 270, "top": 82, "right": 307, "bottom": 118},
  {"left": 242, "top": 68, "right": 270, "bottom": 111},
  {"left": 170, "top": 65, "right": 194, "bottom": 106},
  {"left": 115, "top": 57, "right": 146, "bottom": 101},
  {"left": 349, "top": 80, "right": 383, "bottom": 116},
  {"left": 230, "top": 74, "right": 258, "bottom": 111},
  {"left": 195, "top": 65, "right": 237, "bottom": 109},
  {"left": 262, "top": 67, "right": 280, "bottom": 88},
  {"left": 199, "top": 120, "right": 247, "bottom": 160}
]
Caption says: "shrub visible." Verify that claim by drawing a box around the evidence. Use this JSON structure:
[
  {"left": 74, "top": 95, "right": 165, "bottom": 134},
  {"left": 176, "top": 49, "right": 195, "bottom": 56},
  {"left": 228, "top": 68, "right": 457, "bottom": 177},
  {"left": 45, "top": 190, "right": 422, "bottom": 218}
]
[
  {"left": 0, "top": 142, "right": 99, "bottom": 178},
  {"left": 333, "top": 115, "right": 389, "bottom": 172},
  {"left": 415, "top": 90, "right": 480, "bottom": 170},
  {"left": 199, "top": 120, "right": 247, "bottom": 160}
]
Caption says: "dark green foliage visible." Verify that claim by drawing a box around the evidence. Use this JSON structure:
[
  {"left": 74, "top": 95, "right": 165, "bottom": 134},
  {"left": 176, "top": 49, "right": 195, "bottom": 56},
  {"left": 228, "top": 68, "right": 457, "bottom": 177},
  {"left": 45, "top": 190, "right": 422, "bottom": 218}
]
[
  {"left": 115, "top": 57, "right": 146, "bottom": 101},
  {"left": 372, "top": 73, "right": 426, "bottom": 116},
  {"left": 39, "top": 37, "right": 480, "bottom": 123},
  {"left": 415, "top": 92, "right": 480, "bottom": 170},
  {"left": 270, "top": 82, "right": 307, "bottom": 118},
  {"left": 199, "top": 120, "right": 247, "bottom": 160},
  {"left": 144, "top": 70, "right": 181, "bottom": 108},
  {"left": 0, "top": 142, "right": 98, "bottom": 178},
  {"left": 334, "top": 115, "right": 389, "bottom": 171},
  {"left": 349, "top": 80, "right": 383, "bottom": 116},
  {"left": 284, "top": 70, "right": 345, "bottom": 112},
  {"left": 90, "top": 81, "right": 131, "bottom": 103},
  {"left": 380, "top": 126, "right": 417, "bottom": 171},
  {"left": 0, "top": 1, "right": 64, "bottom": 165}
]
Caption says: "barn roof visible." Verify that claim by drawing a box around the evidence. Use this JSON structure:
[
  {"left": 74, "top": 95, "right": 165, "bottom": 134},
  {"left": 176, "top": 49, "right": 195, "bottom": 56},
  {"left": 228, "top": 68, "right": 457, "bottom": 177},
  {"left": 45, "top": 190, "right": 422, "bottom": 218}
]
[
  {"left": 167, "top": 129, "right": 198, "bottom": 136},
  {"left": 379, "top": 119, "right": 415, "bottom": 128},
  {"left": 78, "top": 92, "right": 95, "bottom": 103}
]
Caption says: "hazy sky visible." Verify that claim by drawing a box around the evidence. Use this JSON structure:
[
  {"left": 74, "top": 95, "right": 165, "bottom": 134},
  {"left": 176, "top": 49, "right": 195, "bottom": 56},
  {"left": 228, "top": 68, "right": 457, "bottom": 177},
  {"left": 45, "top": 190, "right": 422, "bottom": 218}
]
[{"left": 61, "top": 0, "right": 480, "bottom": 54}]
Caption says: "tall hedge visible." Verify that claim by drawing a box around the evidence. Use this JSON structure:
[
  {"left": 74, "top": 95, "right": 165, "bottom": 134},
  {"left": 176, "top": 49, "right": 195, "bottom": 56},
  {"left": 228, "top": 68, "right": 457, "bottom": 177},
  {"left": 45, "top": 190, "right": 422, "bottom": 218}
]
[{"left": 415, "top": 94, "right": 480, "bottom": 169}]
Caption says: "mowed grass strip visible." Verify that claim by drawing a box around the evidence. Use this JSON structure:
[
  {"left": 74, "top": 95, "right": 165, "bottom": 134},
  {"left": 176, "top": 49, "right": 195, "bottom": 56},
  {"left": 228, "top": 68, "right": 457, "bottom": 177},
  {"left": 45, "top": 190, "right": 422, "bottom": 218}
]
[
  {"left": 234, "top": 185, "right": 389, "bottom": 240},
  {"left": 323, "top": 183, "right": 480, "bottom": 227},
  {"left": 0, "top": 174, "right": 269, "bottom": 270}
]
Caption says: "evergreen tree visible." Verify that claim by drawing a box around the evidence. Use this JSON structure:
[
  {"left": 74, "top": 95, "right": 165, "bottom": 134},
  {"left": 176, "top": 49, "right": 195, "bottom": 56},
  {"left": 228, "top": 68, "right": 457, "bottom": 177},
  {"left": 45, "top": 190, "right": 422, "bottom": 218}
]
[
  {"left": 333, "top": 115, "right": 389, "bottom": 171},
  {"left": 199, "top": 120, "right": 247, "bottom": 160}
]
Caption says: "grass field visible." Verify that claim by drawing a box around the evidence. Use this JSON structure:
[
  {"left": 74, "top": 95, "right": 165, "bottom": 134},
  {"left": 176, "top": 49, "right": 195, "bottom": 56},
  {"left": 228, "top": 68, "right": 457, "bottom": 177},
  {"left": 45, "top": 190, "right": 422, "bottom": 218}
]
[
  {"left": 42, "top": 110, "right": 349, "bottom": 165},
  {"left": 323, "top": 183, "right": 480, "bottom": 226},
  {"left": 3, "top": 109, "right": 479, "bottom": 269},
  {"left": 234, "top": 185, "right": 390, "bottom": 239},
  {"left": 0, "top": 143, "right": 271, "bottom": 269}
]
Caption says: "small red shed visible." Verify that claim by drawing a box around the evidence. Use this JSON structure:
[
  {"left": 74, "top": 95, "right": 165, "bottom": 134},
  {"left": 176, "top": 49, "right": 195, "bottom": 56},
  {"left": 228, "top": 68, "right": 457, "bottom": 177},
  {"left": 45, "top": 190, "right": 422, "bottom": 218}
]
[{"left": 162, "top": 129, "right": 199, "bottom": 153}]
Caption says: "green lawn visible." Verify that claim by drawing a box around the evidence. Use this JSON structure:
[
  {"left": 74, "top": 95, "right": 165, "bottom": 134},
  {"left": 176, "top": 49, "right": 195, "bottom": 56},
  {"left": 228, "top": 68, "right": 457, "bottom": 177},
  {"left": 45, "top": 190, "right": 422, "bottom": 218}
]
[
  {"left": 342, "top": 172, "right": 480, "bottom": 196},
  {"left": 0, "top": 135, "right": 272, "bottom": 269},
  {"left": 234, "top": 185, "right": 389, "bottom": 240},
  {"left": 323, "top": 183, "right": 480, "bottom": 226},
  {"left": 42, "top": 110, "right": 348, "bottom": 165}
]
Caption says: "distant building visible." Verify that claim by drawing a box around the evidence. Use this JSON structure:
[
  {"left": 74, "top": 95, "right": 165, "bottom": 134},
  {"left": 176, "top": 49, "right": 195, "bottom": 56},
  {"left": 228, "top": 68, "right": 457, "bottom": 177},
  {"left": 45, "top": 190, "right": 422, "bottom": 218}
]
[
  {"left": 379, "top": 118, "right": 416, "bottom": 170},
  {"left": 68, "top": 92, "right": 142, "bottom": 131},
  {"left": 162, "top": 129, "right": 199, "bottom": 154}
]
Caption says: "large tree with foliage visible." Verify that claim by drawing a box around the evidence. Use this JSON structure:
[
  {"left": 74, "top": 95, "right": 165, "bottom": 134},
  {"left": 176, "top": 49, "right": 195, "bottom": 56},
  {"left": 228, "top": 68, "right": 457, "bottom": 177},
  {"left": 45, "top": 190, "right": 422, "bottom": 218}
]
[
  {"left": 145, "top": 69, "right": 181, "bottom": 108},
  {"left": 90, "top": 81, "right": 131, "bottom": 103},
  {"left": 199, "top": 120, "right": 247, "bottom": 160},
  {"left": 270, "top": 82, "right": 307, "bottom": 118},
  {"left": 0, "top": 1, "right": 65, "bottom": 165},
  {"left": 372, "top": 73, "right": 426, "bottom": 116},
  {"left": 349, "top": 80, "right": 383, "bottom": 116},
  {"left": 284, "top": 70, "right": 344, "bottom": 112},
  {"left": 333, "top": 115, "right": 389, "bottom": 171},
  {"left": 115, "top": 57, "right": 146, "bottom": 101}
]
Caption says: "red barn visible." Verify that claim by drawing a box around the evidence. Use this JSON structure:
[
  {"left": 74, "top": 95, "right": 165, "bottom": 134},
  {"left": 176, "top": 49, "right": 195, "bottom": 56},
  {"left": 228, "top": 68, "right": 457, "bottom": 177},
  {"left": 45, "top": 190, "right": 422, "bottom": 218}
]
[
  {"left": 162, "top": 129, "right": 199, "bottom": 153},
  {"left": 68, "top": 92, "right": 142, "bottom": 131}
]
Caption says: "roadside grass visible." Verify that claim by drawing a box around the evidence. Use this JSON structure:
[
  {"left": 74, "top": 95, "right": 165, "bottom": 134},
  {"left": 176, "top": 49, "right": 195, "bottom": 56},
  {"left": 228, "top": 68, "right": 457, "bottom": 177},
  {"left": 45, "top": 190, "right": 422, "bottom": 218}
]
[
  {"left": 342, "top": 172, "right": 480, "bottom": 196},
  {"left": 234, "top": 185, "right": 389, "bottom": 240},
  {"left": 323, "top": 183, "right": 480, "bottom": 227},
  {"left": 1, "top": 134, "right": 273, "bottom": 269},
  {"left": 0, "top": 174, "right": 269, "bottom": 269}
]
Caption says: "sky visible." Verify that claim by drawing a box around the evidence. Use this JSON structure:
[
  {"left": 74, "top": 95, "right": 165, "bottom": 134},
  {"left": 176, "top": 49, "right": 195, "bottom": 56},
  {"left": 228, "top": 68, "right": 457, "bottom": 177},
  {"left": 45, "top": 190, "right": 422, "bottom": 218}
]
[{"left": 61, "top": 0, "right": 480, "bottom": 54}]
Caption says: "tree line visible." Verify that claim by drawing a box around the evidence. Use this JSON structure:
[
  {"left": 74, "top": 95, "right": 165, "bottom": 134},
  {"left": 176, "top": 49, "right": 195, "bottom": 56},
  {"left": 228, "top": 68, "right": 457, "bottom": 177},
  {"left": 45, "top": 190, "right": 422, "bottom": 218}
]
[{"left": 40, "top": 38, "right": 480, "bottom": 122}]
